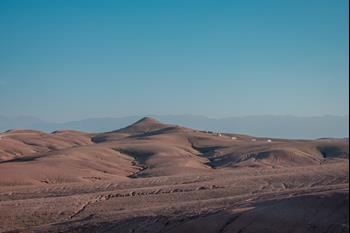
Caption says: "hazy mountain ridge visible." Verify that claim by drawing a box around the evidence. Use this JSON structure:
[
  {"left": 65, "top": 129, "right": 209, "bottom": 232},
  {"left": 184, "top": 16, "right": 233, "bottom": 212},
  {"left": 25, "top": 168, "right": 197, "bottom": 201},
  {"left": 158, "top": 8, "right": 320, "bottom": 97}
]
[{"left": 0, "top": 115, "right": 348, "bottom": 139}]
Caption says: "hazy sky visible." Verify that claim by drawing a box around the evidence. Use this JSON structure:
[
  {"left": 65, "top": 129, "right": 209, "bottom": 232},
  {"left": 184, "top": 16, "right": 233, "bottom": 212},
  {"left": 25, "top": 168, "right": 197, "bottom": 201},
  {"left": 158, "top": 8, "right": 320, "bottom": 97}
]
[{"left": 0, "top": 0, "right": 348, "bottom": 122}]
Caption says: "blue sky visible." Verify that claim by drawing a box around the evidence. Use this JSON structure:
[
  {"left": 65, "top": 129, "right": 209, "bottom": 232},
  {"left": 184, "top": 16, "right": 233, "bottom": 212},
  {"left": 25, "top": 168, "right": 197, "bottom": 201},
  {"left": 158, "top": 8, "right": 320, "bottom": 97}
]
[{"left": 0, "top": 0, "right": 348, "bottom": 122}]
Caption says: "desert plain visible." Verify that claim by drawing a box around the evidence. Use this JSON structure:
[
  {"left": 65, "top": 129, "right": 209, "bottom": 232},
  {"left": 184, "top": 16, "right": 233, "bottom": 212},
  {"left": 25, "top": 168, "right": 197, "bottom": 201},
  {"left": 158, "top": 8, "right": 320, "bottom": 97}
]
[{"left": 0, "top": 117, "right": 348, "bottom": 233}]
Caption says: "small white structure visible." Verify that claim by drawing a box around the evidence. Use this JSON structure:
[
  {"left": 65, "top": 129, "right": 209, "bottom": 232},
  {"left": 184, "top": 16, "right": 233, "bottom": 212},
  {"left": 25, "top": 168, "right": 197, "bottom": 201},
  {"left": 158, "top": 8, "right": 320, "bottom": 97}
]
[
  {"left": 231, "top": 136, "right": 237, "bottom": 140},
  {"left": 251, "top": 138, "right": 256, "bottom": 142},
  {"left": 213, "top": 157, "right": 222, "bottom": 162},
  {"left": 218, "top": 133, "right": 222, "bottom": 137},
  {"left": 267, "top": 139, "right": 272, "bottom": 143}
]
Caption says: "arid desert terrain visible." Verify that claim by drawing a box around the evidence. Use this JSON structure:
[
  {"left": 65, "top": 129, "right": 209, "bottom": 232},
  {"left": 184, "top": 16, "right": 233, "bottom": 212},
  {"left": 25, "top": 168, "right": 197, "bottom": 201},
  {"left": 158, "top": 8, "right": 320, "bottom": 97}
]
[{"left": 0, "top": 117, "right": 348, "bottom": 233}]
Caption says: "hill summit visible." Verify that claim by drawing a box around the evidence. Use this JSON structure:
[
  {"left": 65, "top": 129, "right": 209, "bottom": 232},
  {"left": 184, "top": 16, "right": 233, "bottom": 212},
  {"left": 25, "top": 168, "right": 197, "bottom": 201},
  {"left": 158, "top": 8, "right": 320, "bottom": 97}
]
[{"left": 116, "top": 117, "right": 171, "bottom": 134}]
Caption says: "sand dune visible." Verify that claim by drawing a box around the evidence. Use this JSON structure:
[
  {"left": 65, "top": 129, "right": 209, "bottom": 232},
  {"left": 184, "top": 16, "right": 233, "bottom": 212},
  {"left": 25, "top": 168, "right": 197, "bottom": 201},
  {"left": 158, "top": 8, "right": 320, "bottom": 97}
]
[{"left": 0, "top": 117, "right": 348, "bottom": 232}]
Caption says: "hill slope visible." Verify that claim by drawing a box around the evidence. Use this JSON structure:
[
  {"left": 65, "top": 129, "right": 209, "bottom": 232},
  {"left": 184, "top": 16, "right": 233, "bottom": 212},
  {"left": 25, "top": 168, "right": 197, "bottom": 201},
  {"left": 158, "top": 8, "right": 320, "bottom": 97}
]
[
  {"left": 0, "top": 117, "right": 348, "bottom": 185},
  {"left": 0, "top": 117, "right": 348, "bottom": 233}
]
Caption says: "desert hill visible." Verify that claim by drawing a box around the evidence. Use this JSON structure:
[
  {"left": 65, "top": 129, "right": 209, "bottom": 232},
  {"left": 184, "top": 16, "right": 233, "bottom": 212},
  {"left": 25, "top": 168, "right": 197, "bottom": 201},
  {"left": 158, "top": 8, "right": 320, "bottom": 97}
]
[
  {"left": 0, "top": 118, "right": 348, "bottom": 232},
  {"left": 0, "top": 117, "right": 348, "bottom": 185}
]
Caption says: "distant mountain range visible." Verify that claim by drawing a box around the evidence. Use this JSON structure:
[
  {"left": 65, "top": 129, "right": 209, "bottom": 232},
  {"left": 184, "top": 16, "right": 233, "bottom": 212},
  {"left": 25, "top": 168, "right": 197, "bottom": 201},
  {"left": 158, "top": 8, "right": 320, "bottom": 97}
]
[{"left": 0, "top": 115, "right": 348, "bottom": 139}]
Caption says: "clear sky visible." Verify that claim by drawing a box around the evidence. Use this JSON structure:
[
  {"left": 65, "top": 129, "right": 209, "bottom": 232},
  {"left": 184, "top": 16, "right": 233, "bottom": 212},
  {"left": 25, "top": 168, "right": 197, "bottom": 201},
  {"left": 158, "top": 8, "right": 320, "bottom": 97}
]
[{"left": 0, "top": 0, "right": 348, "bottom": 122}]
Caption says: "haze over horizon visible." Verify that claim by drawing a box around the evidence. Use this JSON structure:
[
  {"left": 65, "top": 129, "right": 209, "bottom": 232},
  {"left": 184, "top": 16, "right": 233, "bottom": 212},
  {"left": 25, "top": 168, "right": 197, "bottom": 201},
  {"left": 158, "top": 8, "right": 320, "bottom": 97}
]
[
  {"left": 0, "top": 0, "right": 349, "bottom": 122},
  {"left": 0, "top": 114, "right": 348, "bottom": 139},
  {"left": 1, "top": 113, "right": 349, "bottom": 124}
]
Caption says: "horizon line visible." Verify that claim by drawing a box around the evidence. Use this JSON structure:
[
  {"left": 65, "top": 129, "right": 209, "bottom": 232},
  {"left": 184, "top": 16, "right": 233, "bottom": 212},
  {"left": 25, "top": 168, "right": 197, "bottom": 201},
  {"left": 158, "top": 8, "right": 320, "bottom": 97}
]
[{"left": 1, "top": 114, "right": 349, "bottom": 124}]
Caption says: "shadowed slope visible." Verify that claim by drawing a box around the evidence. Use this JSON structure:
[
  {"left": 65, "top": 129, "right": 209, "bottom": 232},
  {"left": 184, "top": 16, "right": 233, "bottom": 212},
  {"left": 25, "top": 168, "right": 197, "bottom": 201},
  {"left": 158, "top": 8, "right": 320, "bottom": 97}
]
[
  {"left": 0, "top": 129, "right": 92, "bottom": 162},
  {"left": 0, "top": 118, "right": 348, "bottom": 185},
  {"left": 0, "top": 118, "right": 348, "bottom": 233}
]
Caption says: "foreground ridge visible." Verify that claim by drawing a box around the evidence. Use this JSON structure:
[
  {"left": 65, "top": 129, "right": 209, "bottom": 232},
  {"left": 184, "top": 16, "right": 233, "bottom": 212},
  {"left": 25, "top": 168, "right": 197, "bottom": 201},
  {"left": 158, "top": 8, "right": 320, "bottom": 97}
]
[{"left": 0, "top": 117, "right": 348, "bottom": 233}]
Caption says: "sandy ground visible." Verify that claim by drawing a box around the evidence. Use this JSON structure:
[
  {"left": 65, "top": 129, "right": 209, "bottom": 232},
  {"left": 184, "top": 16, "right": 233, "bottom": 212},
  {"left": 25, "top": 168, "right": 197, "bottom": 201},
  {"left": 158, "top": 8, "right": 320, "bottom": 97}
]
[{"left": 0, "top": 117, "right": 348, "bottom": 233}]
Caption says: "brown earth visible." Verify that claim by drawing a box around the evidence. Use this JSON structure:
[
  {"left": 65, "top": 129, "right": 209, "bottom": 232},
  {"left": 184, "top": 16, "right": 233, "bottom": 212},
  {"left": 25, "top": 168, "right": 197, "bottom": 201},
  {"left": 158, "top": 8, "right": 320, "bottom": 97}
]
[{"left": 0, "top": 117, "right": 348, "bottom": 233}]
